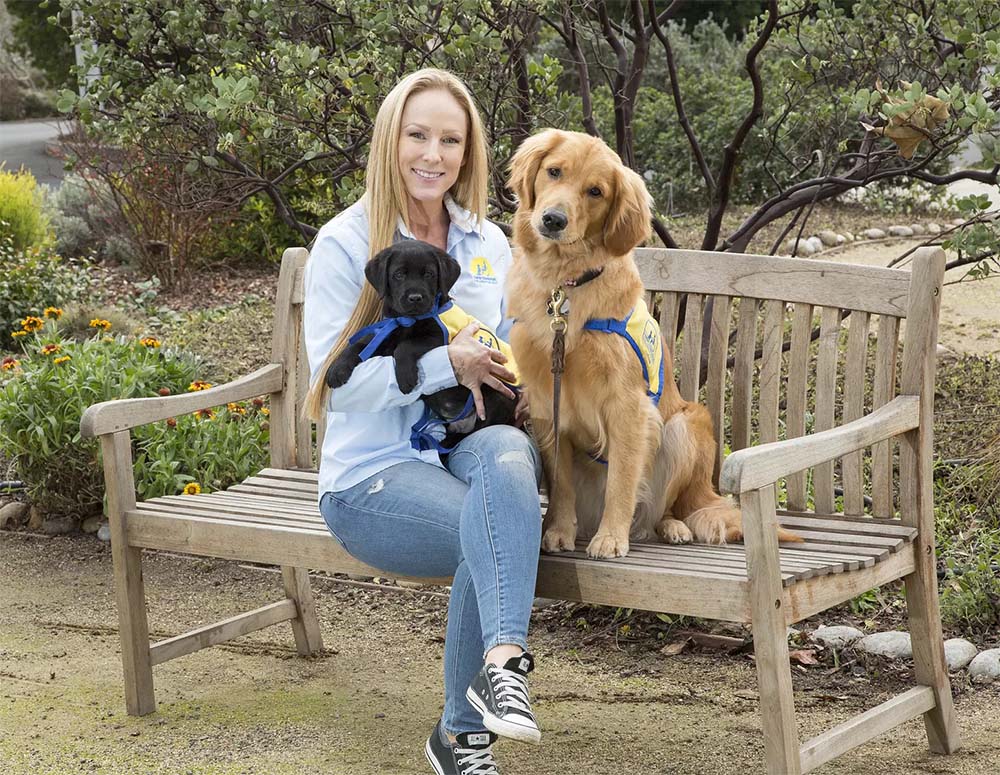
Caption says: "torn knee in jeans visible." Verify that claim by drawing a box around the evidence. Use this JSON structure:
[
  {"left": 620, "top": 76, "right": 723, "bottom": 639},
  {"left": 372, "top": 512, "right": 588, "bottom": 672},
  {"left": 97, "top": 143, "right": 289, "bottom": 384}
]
[{"left": 497, "top": 450, "right": 534, "bottom": 468}]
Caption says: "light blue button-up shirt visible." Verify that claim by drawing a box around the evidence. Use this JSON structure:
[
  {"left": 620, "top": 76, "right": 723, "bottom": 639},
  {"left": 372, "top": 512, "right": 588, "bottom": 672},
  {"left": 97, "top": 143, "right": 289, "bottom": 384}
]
[{"left": 303, "top": 195, "right": 514, "bottom": 496}]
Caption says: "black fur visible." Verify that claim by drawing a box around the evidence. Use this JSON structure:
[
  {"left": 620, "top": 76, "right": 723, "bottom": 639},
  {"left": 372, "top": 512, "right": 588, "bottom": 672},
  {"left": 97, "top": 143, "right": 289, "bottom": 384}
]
[{"left": 325, "top": 240, "right": 516, "bottom": 445}]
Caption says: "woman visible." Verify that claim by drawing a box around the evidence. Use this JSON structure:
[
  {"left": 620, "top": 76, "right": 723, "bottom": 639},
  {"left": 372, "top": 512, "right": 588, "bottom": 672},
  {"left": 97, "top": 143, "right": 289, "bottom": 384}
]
[{"left": 302, "top": 68, "right": 542, "bottom": 775}]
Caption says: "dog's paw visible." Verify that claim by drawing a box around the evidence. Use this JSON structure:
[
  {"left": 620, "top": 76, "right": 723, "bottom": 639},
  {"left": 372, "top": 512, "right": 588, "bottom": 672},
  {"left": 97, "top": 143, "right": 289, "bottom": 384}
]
[
  {"left": 541, "top": 525, "right": 577, "bottom": 553},
  {"left": 586, "top": 530, "right": 629, "bottom": 559},
  {"left": 395, "top": 364, "right": 420, "bottom": 394},
  {"left": 656, "top": 518, "right": 692, "bottom": 545},
  {"left": 325, "top": 361, "right": 355, "bottom": 389}
]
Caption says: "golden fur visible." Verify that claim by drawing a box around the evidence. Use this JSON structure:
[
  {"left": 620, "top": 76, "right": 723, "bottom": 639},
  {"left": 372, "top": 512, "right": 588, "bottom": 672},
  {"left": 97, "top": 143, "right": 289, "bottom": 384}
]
[{"left": 506, "top": 129, "right": 799, "bottom": 558}]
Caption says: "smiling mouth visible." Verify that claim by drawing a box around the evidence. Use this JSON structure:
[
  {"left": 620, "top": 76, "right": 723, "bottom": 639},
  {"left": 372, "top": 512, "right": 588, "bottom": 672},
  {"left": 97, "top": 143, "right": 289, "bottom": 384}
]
[{"left": 413, "top": 169, "right": 445, "bottom": 180}]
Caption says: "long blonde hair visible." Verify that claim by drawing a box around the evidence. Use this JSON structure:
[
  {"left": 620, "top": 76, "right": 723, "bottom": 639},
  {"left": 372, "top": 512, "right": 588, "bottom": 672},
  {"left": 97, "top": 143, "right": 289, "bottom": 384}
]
[{"left": 303, "top": 68, "right": 490, "bottom": 422}]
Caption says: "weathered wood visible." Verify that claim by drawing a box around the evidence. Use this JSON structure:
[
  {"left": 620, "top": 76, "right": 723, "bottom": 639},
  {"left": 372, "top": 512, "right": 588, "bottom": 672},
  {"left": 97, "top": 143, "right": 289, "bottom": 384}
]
[
  {"left": 731, "top": 297, "right": 758, "bottom": 452},
  {"left": 799, "top": 687, "right": 935, "bottom": 773},
  {"left": 282, "top": 566, "right": 324, "bottom": 655},
  {"left": 680, "top": 293, "right": 705, "bottom": 401},
  {"left": 659, "top": 292, "right": 680, "bottom": 353},
  {"left": 872, "top": 314, "right": 900, "bottom": 517},
  {"left": 842, "top": 311, "right": 870, "bottom": 515},
  {"left": 270, "top": 247, "right": 309, "bottom": 468},
  {"left": 785, "top": 303, "right": 813, "bottom": 511},
  {"left": 721, "top": 396, "right": 920, "bottom": 495},
  {"left": 705, "top": 295, "right": 732, "bottom": 486}
]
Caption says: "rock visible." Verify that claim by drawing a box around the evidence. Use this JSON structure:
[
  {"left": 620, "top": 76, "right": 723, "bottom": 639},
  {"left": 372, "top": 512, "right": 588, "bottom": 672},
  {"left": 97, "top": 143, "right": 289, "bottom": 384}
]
[
  {"left": 97, "top": 523, "right": 111, "bottom": 542},
  {"left": 817, "top": 230, "right": 840, "bottom": 247},
  {"left": 811, "top": 625, "right": 864, "bottom": 649},
  {"left": 925, "top": 222, "right": 941, "bottom": 234},
  {"left": 888, "top": 225, "right": 914, "bottom": 237},
  {"left": 41, "top": 516, "right": 76, "bottom": 535},
  {"left": 909, "top": 223, "right": 926, "bottom": 235},
  {"left": 968, "top": 648, "right": 1000, "bottom": 683},
  {"left": 786, "top": 237, "right": 815, "bottom": 256},
  {"left": 863, "top": 227, "right": 887, "bottom": 240},
  {"left": 844, "top": 232, "right": 855, "bottom": 242},
  {"left": 82, "top": 516, "right": 102, "bottom": 534},
  {"left": 27, "top": 506, "right": 44, "bottom": 531},
  {"left": 0, "top": 501, "right": 30, "bottom": 529},
  {"left": 806, "top": 236, "right": 824, "bottom": 254},
  {"left": 856, "top": 630, "right": 912, "bottom": 659},
  {"left": 943, "top": 638, "right": 978, "bottom": 671},
  {"left": 835, "top": 234, "right": 846, "bottom": 245}
]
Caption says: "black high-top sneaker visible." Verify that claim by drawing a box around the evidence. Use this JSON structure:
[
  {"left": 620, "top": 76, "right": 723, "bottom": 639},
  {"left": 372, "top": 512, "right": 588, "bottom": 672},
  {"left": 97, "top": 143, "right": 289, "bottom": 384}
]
[
  {"left": 425, "top": 720, "right": 500, "bottom": 775},
  {"left": 465, "top": 652, "right": 540, "bottom": 744}
]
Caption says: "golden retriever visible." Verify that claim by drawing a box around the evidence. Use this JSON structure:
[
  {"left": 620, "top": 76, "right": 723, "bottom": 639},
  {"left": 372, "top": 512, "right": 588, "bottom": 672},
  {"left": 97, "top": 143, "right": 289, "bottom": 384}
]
[{"left": 506, "top": 129, "right": 799, "bottom": 558}]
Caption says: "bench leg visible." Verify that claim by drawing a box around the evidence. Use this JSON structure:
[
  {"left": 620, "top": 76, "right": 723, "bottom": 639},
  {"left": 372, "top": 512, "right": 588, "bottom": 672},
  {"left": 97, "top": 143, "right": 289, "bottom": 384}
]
[
  {"left": 904, "top": 562, "right": 961, "bottom": 753},
  {"left": 113, "top": 546, "right": 156, "bottom": 716},
  {"left": 281, "top": 566, "right": 324, "bottom": 655}
]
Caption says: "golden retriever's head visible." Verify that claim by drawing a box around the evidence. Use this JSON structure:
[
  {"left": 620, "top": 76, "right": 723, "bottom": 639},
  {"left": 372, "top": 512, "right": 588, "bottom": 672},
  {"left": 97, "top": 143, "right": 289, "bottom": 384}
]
[{"left": 508, "top": 129, "right": 652, "bottom": 258}]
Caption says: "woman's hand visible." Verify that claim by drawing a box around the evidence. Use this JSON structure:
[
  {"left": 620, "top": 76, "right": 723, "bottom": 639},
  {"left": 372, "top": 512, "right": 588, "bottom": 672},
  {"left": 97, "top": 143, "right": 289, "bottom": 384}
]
[{"left": 448, "top": 322, "right": 517, "bottom": 420}]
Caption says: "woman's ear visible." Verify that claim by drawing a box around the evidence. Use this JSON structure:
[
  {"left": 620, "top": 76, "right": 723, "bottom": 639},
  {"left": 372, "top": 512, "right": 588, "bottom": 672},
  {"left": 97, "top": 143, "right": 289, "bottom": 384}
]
[
  {"left": 364, "top": 247, "right": 394, "bottom": 298},
  {"left": 604, "top": 165, "right": 653, "bottom": 256},
  {"left": 508, "top": 130, "right": 562, "bottom": 210},
  {"left": 435, "top": 249, "right": 462, "bottom": 297}
]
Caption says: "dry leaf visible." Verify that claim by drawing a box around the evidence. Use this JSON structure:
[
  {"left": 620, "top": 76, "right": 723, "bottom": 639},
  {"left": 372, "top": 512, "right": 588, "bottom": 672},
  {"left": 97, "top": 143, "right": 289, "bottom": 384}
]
[
  {"left": 789, "top": 648, "right": 819, "bottom": 666},
  {"left": 660, "top": 638, "right": 691, "bottom": 656},
  {"left": 860, "top": 79, "right": 951, "bottom": 159}
]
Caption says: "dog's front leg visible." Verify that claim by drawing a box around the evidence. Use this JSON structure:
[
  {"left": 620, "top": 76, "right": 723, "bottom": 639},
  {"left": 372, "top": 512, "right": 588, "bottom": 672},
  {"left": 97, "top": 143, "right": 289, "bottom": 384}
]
[
  {"left": 536, "top": 418, "right": 578, "bottom": 553},
  {"left": 587, "top": 409, "right": 653, "bottom": 559}
]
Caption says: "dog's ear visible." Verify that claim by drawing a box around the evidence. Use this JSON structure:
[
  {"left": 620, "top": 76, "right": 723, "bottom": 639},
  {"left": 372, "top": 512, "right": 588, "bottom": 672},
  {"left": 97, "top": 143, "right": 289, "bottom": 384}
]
[
  {"left": 604, "top": 165, "right": 653, "bottom": 256},
  {"left": 508, "top": 130, "right": 562, "bottom": 210},
  {"left": 364, "top": 246, "right": 395, "bottom": 298},
  {"left": 435, "top": 249, "right": 462, "bottom": 297}
]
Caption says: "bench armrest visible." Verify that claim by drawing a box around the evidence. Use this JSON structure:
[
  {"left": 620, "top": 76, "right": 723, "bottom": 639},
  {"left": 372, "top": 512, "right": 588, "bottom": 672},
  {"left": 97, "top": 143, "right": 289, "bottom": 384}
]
[
  {"left": 719, "top": 394, "right": 920, "bottom": 495},
  {"left": 80, "top": 363, "right": 285, "bottom": 439}
]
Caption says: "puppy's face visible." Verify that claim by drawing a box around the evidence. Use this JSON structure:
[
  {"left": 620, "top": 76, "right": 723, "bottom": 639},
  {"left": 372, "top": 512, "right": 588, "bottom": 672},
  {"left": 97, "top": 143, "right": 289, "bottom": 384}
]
[
  {"left": 509, "top": 129, "right": 652, "bottom": 258},
  {"left": 365, "top": 241, "right": 462, "bottom": 316}
]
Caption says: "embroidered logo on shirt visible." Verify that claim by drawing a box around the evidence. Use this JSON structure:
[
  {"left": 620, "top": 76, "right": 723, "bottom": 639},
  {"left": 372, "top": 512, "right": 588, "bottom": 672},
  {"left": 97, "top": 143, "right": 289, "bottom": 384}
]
[{"left": 470, "top": 256, "right": 498, "bottom": 284}]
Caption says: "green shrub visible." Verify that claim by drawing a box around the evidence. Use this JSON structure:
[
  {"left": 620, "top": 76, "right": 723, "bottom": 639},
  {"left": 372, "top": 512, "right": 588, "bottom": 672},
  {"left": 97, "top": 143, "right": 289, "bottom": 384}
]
[
  {"left": 0, "top": 321, "right": 268, "bottom": 523},
  {"left": 0, "top": 233, "right": 90, "bottom": 350},
  {"left": 0, "top": 168, "right": 49, "bottom": 250}
]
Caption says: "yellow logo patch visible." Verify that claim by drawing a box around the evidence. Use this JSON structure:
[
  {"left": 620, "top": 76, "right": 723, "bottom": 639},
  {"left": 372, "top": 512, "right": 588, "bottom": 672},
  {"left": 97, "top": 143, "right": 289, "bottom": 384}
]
[{"left": 470, "top": 256, "right": 497, "bottom": 284}]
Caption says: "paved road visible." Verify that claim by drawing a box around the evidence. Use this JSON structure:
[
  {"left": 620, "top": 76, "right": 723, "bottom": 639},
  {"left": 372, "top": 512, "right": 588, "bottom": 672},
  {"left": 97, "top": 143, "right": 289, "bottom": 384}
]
[{"left": 0, "top": 118, "right": 71, "bottom": 189}]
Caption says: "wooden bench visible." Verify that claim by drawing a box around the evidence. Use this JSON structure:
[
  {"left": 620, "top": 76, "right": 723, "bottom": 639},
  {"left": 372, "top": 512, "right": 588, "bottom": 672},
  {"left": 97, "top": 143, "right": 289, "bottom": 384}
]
[{"left": 80, "top": 244, "right": 960, "bottom": 774}]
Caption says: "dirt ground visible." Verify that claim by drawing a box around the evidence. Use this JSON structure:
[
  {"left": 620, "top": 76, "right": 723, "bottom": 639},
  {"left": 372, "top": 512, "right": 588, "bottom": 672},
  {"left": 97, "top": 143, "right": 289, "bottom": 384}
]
[{"left": 2, "top": 533, "right": 999, "bottom": 775}]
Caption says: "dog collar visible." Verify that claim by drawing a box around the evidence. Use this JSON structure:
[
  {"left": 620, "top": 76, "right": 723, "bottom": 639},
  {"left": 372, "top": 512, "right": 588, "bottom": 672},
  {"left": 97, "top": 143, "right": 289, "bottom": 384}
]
[{"left": 562, "top": 266, "right": 604, "bottom": 288}]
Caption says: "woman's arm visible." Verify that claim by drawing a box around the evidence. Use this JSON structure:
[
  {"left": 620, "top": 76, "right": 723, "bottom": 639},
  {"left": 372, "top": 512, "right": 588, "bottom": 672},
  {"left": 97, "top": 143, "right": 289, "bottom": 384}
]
[{"left": 303, "top": 230, "right": 458, "bottom": 414}]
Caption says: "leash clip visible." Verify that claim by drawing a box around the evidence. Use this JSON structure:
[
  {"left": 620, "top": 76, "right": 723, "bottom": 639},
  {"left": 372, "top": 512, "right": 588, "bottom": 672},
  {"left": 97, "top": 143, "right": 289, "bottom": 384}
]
[{"left": 547, "top": 288, "right": 569, "bottom": 333}]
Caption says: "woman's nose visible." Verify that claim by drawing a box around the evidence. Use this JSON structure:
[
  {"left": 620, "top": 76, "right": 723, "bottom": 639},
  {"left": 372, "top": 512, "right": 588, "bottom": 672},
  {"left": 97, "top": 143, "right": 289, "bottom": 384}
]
[{"left": 423, "top": 140, "right": 442, "bottom": 161}]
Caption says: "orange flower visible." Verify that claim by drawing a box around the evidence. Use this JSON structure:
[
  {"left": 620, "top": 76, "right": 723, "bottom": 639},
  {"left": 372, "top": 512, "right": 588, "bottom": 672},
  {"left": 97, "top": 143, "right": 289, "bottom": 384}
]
[
  {"left": 166, "top": 417, "right": 177, "bottom": 428},
  {"left": 10, "top": 330, "right": 27, "bottom": 339},
  {"left": 227, "top": 402, "right": 247, "bottom": 416},
  {"left": 194, "top": 408, "right": 215, "bottom": 420},
  {"left": 40, "top": 343, "right": 62, "bottom": 356},
  {"left": 188, "top": 380, "right": 213, "bottom": 392},
  {"left": 139, "top": 336, "right": 161, "bottom": 348},
  {"left": 43, "top": 307, "right": 64, "bottom": 319},
  {"left": 20, "top": 316, "right": 44, "bottom": 332},
  {"left": 89, "top": 318, "right": 112, "bottom": 330},
  {"left": 53, "top": 355, "right": 71, "bottom": 365},
  {"left": 1, "top": 356, "right": 19, "bottom": 370},
  {"left": 182, "top": 482, "right": 202, "bottom": 495}
]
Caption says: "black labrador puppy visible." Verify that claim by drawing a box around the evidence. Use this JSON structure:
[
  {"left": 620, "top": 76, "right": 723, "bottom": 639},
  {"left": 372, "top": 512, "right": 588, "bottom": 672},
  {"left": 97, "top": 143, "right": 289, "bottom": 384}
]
[{"left": 325, "top": 240, "right": 516, "bottom": 447}]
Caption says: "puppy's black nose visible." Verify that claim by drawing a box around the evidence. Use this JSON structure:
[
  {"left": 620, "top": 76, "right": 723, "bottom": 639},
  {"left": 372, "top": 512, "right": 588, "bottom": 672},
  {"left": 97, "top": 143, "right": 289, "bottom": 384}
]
[
  {"left": 407, "top": 292, "right": 425, "bottom": 305},
  {"left": 541, "top": 209, "right": 567, "bottom": 232}
]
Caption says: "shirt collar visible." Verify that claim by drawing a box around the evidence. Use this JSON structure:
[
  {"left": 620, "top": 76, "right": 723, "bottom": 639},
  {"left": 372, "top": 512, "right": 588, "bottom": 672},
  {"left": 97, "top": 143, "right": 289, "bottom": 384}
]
[{"left": 396, "top": 193, "right": 482, "bottom": 239}]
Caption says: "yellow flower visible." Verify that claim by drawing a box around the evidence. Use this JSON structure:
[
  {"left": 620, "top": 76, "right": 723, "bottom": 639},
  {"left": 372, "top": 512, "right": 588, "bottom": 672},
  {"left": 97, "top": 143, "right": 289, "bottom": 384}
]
[
  {"left": 182, "top": 482, "right": 202, "bottom": 495},
  {"left": 43, "top": 307, "right": 63, "bottom": 319},
  {"left": 21, "top": 316, "right": 44, "bottom": 332},
  {"left": 40, "top": 343, "right": 62, "bottom": 356},
  {"left": 227, "top": 402, "right": 247, "bottom": 416},
  {"left": 188, "top": 380, "right": 213, "bottom": 391},
  {"left": 53, "top": 355, "right": 71, "bottom": 365},
  {"left": 194, "top": 408, "right": 215, "bottom": 420},
  {"left": 260, "top": 407, "right": 270, "bottom": 416},
  {"left": 89, "top": 318, "right": 112, "bottom": 330},
  {"left": 10, "top": 330, "right": 27, "bottom": 339},
  {"left": 1, "top": 357, "right": 19, "bottom": 370},
  {"left": 139, "top": 337, "right": 161, "bottom": 348}
]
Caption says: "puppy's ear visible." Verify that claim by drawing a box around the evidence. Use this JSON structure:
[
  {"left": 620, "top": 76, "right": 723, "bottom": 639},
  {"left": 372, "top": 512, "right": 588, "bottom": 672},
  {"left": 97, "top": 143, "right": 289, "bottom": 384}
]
[
  {"left": 604, "top": 165, "right": 653, "bottom": 256},
  {"left": 364, "top": 247, "right": 394, "bottom": 298},
  {"left": 508, "top": 130, "right": 562, "bottom": 210},
  {"left": 435, "top": 249, "right": 462, "bottom": 297}
]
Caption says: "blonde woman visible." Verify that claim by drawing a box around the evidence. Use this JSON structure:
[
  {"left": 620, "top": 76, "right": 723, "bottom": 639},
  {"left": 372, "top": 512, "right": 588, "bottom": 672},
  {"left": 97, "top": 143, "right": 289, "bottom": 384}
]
[{"left": 303, "top": 69, "right": 542, "bottom": 775}]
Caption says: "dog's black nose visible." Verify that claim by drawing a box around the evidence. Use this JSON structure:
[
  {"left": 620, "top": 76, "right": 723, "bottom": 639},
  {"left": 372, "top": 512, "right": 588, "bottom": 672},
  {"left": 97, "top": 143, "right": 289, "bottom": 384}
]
[
  {"left": 541, "top": 209, "right": 567, "bottom": 232},
  {"left": 407, "top": 292, "right": 425, "bottom": 305}
]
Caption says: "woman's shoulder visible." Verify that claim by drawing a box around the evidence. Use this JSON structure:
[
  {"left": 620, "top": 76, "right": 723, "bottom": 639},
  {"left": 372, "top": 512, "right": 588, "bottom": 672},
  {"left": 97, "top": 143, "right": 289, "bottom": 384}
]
[
  {"left": 477, "top": 218, "right": 512, "bottom": 257},
  {"left": 312, "top": 200, "right": 369, "bottom": 262}
]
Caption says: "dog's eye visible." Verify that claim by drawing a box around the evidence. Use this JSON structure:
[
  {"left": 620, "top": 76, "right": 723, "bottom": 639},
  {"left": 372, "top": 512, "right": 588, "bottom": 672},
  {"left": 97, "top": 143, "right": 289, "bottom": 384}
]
[
  {"left": 392, "top": 270, "right": 405, "bottom": 281},
  {"left": 588, "top": 186, "right": 603, "bottom": 198},
  {"left": 423, "top": 270, "right": 435, "bottom": 279},
  {"left": 547, "top": 167, "right": 561, "bottom": 179}
]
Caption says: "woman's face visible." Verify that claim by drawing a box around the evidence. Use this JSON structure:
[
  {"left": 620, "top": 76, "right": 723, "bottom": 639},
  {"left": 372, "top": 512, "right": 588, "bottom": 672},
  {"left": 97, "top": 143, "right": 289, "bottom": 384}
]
[{"left": 397, "top": 88, "right": 468, "bottom": 208}]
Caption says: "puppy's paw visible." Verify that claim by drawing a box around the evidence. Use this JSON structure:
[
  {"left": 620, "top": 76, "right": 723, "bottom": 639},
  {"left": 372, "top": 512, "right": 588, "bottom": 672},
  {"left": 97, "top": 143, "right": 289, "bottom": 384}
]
[
  {"left": 541, "top": 525, "right": 577, "bottom": 553},
  {"left": 656, "top": 518, "right": 692, "bottom": 545},
  {"left": 325, "top": 360, "right": 356, "bottom": 389},
  {"left": 586, "top": 530, "right": 629, "bottom": 559},
  {"left": 395, "top": 363, "right": 420, "bottom": 394}
]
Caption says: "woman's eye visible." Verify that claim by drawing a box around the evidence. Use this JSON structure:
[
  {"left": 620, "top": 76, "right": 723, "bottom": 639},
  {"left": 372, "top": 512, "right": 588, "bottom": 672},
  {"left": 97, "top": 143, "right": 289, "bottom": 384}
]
[
  {"left": 547, "top": 167, "right": 561, "bottom": 179},
  {"left": 588, "top": 186, "right": 602, "bottom": 197},
  {"left": 409, "top": 131, "right": 424, "bottom": 140},
  {"left": 443, "top": 137, "right": 460, "bottom": 145}
]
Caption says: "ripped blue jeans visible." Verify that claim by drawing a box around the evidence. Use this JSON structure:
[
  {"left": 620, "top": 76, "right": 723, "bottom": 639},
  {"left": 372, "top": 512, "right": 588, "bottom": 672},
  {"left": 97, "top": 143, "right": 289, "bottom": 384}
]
[{"left": 319, "top": 425, "right": 543, "bottom": 735}]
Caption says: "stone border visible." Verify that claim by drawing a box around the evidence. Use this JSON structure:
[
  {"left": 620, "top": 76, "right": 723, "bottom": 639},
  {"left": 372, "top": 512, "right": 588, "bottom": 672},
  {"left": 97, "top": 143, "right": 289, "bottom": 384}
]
[{"left": 782, "top": 218, "right": 966, "bottom": 257}]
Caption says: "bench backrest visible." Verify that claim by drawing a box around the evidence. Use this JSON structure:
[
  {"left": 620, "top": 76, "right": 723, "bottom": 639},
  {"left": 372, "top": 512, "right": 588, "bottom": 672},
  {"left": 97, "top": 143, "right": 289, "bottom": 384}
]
[{"left": 271, "top": 244, "right": 944, "bottom": 520}]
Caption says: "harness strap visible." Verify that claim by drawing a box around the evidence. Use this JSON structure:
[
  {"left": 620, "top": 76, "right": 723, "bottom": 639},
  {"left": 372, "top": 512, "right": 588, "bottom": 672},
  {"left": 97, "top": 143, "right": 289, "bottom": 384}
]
[{"left": 351, "top": 296, "right": 453, "bottom": 361}]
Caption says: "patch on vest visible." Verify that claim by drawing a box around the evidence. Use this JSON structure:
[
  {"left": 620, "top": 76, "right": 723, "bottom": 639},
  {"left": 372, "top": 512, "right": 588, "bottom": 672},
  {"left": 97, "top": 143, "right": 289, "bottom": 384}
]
[{"left": 470, "top": 256, "right": 497, "bottom": 284}]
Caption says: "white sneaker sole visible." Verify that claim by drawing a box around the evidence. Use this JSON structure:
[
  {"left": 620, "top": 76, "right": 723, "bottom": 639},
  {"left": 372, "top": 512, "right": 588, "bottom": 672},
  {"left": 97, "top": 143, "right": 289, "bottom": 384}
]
[
  {"left": 424, "top": 738, "right": 447, "bottom": 775},
  {"left": 466, "top": 687, "right": 541, "bottom": 745}
]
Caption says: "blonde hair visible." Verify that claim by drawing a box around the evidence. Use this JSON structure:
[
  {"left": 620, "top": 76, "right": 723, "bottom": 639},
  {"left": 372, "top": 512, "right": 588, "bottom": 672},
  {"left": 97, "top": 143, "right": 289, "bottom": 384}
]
[{"left": 303, "top": 68, "right": 490, "bottom": 422}]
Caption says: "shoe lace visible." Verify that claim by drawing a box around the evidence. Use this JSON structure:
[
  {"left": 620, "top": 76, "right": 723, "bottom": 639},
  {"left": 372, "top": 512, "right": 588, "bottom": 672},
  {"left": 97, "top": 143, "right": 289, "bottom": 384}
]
[
  {"left": 456, "top": 745, "right": 500, "bottom": 775},
  {"left": 490, "top": 666, "right": 532, "bottom": 715}
]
